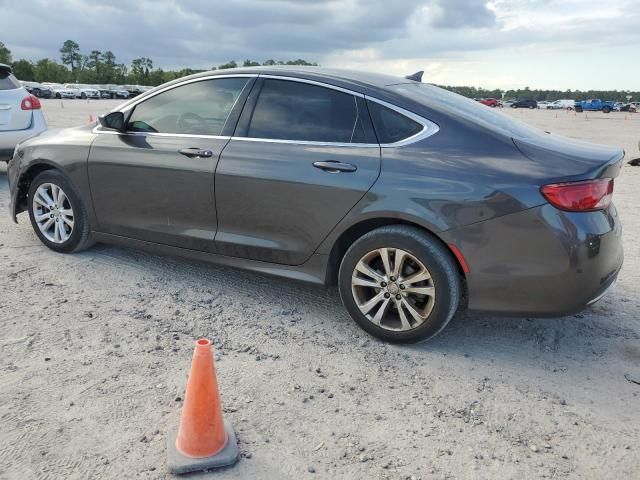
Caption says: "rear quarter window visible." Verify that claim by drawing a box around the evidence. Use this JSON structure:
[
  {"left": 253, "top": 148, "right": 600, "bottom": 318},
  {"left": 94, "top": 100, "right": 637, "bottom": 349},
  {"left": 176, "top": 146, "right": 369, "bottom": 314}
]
[
  {"left": 367, "top": 101, "right": 423, "bottom": 144},
  {"left": 0, "top": 71, "right": 21, "bottom": 90}
]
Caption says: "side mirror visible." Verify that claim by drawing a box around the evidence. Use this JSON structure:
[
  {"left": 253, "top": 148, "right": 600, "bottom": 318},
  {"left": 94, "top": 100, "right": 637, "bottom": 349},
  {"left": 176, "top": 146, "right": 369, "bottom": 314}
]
[{"left": 98, "top": 111, "right": 125, "bottom": 131}]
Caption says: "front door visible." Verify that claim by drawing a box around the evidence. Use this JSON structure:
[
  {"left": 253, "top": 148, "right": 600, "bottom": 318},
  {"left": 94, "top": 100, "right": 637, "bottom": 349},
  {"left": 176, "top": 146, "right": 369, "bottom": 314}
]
[
  {"left": 215, "top": 78, "right": 381, "bottom": 265},
  {"left": 88, "top": 77, "right": 251, "bottom": 251}
]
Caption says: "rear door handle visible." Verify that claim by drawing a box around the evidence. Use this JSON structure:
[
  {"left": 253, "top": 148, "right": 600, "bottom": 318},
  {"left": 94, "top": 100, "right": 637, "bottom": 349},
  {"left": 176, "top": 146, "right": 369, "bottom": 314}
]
[
  {"left": 179, "top": 148, "right": 213, "bottom": 158},
  {"left": 312, "top": 161, "right": 357, "bottom": 173}
]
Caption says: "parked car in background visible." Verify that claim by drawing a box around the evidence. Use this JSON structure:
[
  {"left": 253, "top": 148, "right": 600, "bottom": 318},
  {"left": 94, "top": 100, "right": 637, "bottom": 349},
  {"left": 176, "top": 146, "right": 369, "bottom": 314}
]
[
  {"left": 537, "top": 101, "right": 550, "bottom": 109},
  {"left": 480, "top": 98, "right": 500, "bottom": 107},
  {"left": 0, "top": 64, "right": 47, "bottom": 162},
  {"left": 502, "top": 98, "right": 516, "bottom": 108},
  {"left": 510, "top": 99, "right": 537, "bottom": 109},
  {"left": 6, "top": 67, "right": 624, "bottom": 343},
  {"left": 106, "top": 85, "right": 130, "bottom": 99},
  {"left": 546, "top": 99, "right": 575, "bottom": 110},
  {"left": 574, "top": 99, "right": 615, "bottom": 113},
  {"left": 121, "top": 85, "right": 144, "bottom": 97},
  {"left": 44, "top": 83, "right": 77, "bottom": 99},
  {"left": 64, "top": 84, "right": 101, "bottom": 99},
  {"left": 94, "top": 85, "right": 113, "bottom": 99},
  {"left": 20, "top": 81, "right": 54, "bottom": 99}
]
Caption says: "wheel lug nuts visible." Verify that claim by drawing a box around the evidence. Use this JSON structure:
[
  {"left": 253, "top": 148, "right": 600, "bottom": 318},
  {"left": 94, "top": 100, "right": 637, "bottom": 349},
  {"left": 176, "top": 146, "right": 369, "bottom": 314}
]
[
  {"left": 384, "top": 293, "right": 390, "bottom": 299},
  {"left": 381, "top": 282, "right": 387, "bottom": 287},
  {"left": 399, "top": 284, "right": 405, "bottom": 290},
  {"left": 396, "top": 294, "right": 402, "bottom": 300},
  {"left": 390, "top": 276, "right": 396, "bottom": 282}
]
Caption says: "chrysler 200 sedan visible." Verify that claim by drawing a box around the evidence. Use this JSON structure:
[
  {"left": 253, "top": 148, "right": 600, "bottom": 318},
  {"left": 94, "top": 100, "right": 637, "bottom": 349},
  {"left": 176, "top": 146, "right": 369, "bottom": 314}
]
[{"left": 7, "top": 67, "right": 624, "bottom": 343}]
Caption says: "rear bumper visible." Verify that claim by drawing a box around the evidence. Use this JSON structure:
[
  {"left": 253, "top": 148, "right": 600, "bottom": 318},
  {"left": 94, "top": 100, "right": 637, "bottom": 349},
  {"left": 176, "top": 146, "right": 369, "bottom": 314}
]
[
  {"left": 0, "top": 112, "right": 47, "bottom": 161},
  {"left": 440, "top": 203, "right": 623, "bottom": 316}
]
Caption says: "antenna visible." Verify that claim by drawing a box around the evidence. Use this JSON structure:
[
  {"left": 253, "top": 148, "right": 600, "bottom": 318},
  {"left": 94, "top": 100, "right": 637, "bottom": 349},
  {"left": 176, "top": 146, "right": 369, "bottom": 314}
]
[{"left": 404, "top": 71, "right": 424, "bottom": 82}]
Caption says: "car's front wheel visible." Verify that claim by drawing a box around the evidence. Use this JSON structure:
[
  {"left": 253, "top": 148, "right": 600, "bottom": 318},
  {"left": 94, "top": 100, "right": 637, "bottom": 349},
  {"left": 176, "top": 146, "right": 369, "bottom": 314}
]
[
  {"left": 338, "top": 226, "right": 462, "bottom": 343},
  {"left": 27, "top": 170, "right": 93, "bottom": 253}
]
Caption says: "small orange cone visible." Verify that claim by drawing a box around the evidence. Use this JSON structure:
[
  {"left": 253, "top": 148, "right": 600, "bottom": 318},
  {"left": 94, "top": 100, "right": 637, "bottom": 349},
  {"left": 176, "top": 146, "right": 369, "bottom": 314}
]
[
  {"left": 88, "top": 114, "right": 94, "bottom": 123},
  {"left": 167, "top": 339, "right": 239, "bottom": 474}
]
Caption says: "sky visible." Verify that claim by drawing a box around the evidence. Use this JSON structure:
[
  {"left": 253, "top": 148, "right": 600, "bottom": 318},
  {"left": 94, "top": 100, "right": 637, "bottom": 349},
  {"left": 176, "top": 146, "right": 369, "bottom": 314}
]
[{"left": 1, "top": 0, "right": 639, "bottom": 90}]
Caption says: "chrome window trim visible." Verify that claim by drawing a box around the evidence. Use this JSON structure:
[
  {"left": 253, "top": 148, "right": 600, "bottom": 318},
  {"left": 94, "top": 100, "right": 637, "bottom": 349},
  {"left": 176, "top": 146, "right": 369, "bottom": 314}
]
[
  {"left": 91, "top": 125, "right": 231, "bottom": 140},
  {"left": 95, "top": 72, "right": 440, "bottom": 147}
]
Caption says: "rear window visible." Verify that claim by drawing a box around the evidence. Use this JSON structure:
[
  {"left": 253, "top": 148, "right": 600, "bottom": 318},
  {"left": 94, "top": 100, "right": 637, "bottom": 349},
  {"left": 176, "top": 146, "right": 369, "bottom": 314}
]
[
  {"left": 367, "top": 101, "right": 423, "bottom": 144},
  {"left": 391, "top": 83, "right": 541, "bottom": 139},
  {"left": 0, "top": 71, "right": 20, "bottom": 90}
]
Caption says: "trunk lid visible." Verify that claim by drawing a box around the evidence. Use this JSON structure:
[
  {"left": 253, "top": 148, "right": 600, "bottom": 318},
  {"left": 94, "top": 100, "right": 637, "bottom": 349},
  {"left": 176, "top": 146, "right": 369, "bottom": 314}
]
[{"left": 513, "top": 134, "right": 624, "bottom": 183}]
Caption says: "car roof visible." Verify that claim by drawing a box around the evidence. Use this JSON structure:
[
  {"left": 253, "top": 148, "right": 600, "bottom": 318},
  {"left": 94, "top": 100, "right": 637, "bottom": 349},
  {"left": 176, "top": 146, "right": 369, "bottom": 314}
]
[{"left": 161, "top": 66, "right": 418, "bottom": 98}]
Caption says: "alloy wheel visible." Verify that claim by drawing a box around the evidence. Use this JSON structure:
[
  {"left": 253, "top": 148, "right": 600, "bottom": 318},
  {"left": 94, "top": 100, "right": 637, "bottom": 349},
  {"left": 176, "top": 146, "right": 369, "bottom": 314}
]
[
  {"left": 351, "top": 248, "right": 436, "bottom": 331},
  {"left": 32, "top": 183, "right": 75, "bottom": 244}
]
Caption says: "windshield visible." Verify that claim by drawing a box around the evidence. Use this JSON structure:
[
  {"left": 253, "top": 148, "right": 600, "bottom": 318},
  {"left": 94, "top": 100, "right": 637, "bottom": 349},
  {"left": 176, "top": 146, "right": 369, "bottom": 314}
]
[{"left": 391, "top": 83, "right": 542, "bottom": 139}]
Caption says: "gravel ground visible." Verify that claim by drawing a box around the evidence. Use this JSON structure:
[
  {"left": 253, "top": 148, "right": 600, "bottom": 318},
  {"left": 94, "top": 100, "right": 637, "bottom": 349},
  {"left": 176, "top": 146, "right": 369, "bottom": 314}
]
[{"left": 1, "top": 101, "right": 639, "bottom": 480}]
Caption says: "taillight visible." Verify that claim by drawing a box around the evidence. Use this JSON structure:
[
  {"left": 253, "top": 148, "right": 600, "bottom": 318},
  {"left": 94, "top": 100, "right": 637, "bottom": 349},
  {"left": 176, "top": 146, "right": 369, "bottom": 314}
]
[
  {"left": 21, "top": 95, "right": 41, "bottom": 110},
  {"left": 541, "top": 178, "right": 614, "bottom": 212}
]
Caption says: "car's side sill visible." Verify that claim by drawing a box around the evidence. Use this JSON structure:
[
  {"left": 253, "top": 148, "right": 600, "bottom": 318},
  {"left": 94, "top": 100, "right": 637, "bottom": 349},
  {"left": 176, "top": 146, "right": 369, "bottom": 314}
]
[{"left": 91, "top": 232, "right": 328, "bottom": 285}]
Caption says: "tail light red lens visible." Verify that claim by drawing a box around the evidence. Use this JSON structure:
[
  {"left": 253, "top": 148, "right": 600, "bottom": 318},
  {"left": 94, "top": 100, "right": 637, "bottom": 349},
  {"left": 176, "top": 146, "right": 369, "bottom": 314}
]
[
  {"left": 541, "top": 178, "right": 614, "bottom": 212},
  {"left": 21, "top": 95, "right": 41, "bottom": 110}
]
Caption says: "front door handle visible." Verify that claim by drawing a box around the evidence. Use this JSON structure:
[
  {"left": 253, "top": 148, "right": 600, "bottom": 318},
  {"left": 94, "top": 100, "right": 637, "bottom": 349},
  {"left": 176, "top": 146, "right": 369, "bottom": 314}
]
[
  {"left": 312, "top": 161, "right": 357, "bottom": 173},
  {"left": 179, "top": 148, "right": 213, "bottom": 158}
]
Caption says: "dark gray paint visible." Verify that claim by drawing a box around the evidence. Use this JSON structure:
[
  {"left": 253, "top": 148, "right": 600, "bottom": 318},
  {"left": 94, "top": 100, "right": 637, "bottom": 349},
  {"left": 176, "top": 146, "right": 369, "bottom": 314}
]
[{"left": 7, "top": 66, "right": 625, "bottom": 317}]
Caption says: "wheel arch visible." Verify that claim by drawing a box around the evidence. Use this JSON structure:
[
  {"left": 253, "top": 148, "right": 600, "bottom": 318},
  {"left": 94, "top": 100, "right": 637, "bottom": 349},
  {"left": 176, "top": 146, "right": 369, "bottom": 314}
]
[
  {"left": 324, "top": 216, "right": 468, "bottom": 288},
  {"left": 13, "top": 161, "right": 68, "bottom": 218}
]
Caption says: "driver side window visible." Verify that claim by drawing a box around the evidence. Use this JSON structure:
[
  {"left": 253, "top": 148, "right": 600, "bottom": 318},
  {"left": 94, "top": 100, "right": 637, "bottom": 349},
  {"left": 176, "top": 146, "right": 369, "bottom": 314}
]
[{"left": 126, "top": 77, "right": 249, "bottom": 136}]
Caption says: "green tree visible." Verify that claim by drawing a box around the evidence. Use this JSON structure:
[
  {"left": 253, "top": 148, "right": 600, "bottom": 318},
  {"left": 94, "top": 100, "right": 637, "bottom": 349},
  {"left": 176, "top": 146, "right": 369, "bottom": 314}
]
[
  {"left": 33, "top": 58, "right": 71, "bottom": 83},
  {"left": 243, "top": 59, "right": 260, "bottom": 67},
  {"left": 88, "top": 50, "right": 103, "bottom": 81},
  {"left": 11, "top": 59, "right": 34, "bottom": 80},
  {"left": 0, "top": 41, "right": 12, "bottom": 64},
  {"left": 262, "top": 59, "right": 277, "bottom": 66},
  {"left": 217, "top": 60, "right": 237, "bottom": 70},
  {"left": 60, "top": 40, "right": 81, "bottom": 71}
]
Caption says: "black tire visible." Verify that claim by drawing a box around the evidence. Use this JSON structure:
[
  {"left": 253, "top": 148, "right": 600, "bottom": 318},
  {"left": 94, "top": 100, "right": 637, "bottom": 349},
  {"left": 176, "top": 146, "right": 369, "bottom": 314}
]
[
  {"left": 56, "top": 93, "right": 61, "bottom": 99},
  {"left": 81, "top": 93, "right": 87, "bottom": 99},
  {"left": 602, "top": 106, "right": 611, "bottom": 113},
  {"left": 575, "top": 106, "right": 583, "bottom": 113},
  {"left": 338, "top": 226, "right": 462, "bottom": 343},
  {"left": 27, "top": 170, "right": 94, "bottom": 253}
]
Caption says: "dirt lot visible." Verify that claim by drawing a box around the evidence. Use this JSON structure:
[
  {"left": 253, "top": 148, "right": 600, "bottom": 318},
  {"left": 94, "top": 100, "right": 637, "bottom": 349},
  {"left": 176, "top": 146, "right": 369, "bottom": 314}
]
[{"left": 1, "top": 100, "right": 639, "bottom": 480}]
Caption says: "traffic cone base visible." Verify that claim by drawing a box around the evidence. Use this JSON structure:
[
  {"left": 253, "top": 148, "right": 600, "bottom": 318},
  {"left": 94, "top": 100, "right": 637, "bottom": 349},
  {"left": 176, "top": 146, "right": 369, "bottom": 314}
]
[{"left": 167, "top": 419, "right": 239, "bottom": 474}]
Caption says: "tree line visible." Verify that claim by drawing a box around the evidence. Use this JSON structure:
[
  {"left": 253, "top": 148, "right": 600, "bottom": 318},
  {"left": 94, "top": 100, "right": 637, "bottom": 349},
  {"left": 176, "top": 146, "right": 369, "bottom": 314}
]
[
  {"left": 1, "top": 40, "right": 637, "bottom": 101},
  {"left": 0, "top": 40, "right": 317, "bottom": 86}
]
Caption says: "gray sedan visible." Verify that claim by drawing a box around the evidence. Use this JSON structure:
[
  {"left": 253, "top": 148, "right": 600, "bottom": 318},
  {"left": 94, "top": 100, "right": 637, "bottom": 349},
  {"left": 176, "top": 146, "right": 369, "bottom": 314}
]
[{"left": 7, "top": 67, "right": 624, "bottom": 342}]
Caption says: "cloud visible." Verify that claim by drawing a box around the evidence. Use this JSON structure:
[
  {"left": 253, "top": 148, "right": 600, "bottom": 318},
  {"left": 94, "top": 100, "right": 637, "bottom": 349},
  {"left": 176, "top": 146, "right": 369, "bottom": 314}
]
[
  {"left": 0, "top": 0, "right": 638, "bottom": 89},
  {"left": 430, "top": 0, "right": 498, "bottom": 29}
]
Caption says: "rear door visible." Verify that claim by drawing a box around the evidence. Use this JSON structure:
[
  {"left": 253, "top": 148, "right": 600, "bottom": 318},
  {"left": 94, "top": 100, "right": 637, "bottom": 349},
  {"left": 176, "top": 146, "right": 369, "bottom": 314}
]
[
  {"left": 0, "top": 69, "right": 32, "bottom": 132},
  {"left": 214, "top": 77, "right": 381, "bottom": 265}
]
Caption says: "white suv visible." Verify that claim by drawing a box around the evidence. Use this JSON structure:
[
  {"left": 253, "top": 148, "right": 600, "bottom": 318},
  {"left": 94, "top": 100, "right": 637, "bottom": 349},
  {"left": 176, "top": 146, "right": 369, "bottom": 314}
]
[{"left": 0, "top": 64, "right": 47, "bottom": 162}]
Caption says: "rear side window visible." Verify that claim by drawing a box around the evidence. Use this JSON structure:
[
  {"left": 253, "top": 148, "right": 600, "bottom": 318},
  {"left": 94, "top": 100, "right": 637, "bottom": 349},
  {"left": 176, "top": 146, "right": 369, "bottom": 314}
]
[
  {"left": 126, "top": 78, "right": 248, "bottom": 136},
  {"left": 0, "top": 71, "right": 20, "bottom": 90},
  {"left": 367, "top": 101, "right": 423, "bottom": 144},
  {"left": 247, "top": 79, "right": 364, "bottom": 143}
]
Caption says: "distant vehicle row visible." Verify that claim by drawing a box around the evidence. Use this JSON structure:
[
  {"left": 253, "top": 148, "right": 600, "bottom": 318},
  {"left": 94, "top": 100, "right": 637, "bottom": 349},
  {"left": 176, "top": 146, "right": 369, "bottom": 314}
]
[
  {"left": 476, "top": 97, "right": 637, "bottom": 113},
  {"left": 18, "top": 81, "right": 154, "bottom": 100}
]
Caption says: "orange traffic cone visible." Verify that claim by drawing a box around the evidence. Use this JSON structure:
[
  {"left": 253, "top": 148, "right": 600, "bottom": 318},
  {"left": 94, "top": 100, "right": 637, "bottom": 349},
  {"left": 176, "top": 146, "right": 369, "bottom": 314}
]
[{"left": 167, "top": 339, "right": 239, "bottom": 474}]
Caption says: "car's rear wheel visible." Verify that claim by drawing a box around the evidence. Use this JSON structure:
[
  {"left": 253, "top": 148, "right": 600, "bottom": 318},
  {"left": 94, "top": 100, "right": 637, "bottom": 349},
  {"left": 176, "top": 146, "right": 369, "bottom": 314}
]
[
  {"left": 602, "top": 106, "right": 611, "bottom": 113},
  {"left": 338, "top": 226, "right": 461, "bottom": 343},
  {"left": 28, "top": 170, "right": 93, "bottom": 253}
]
